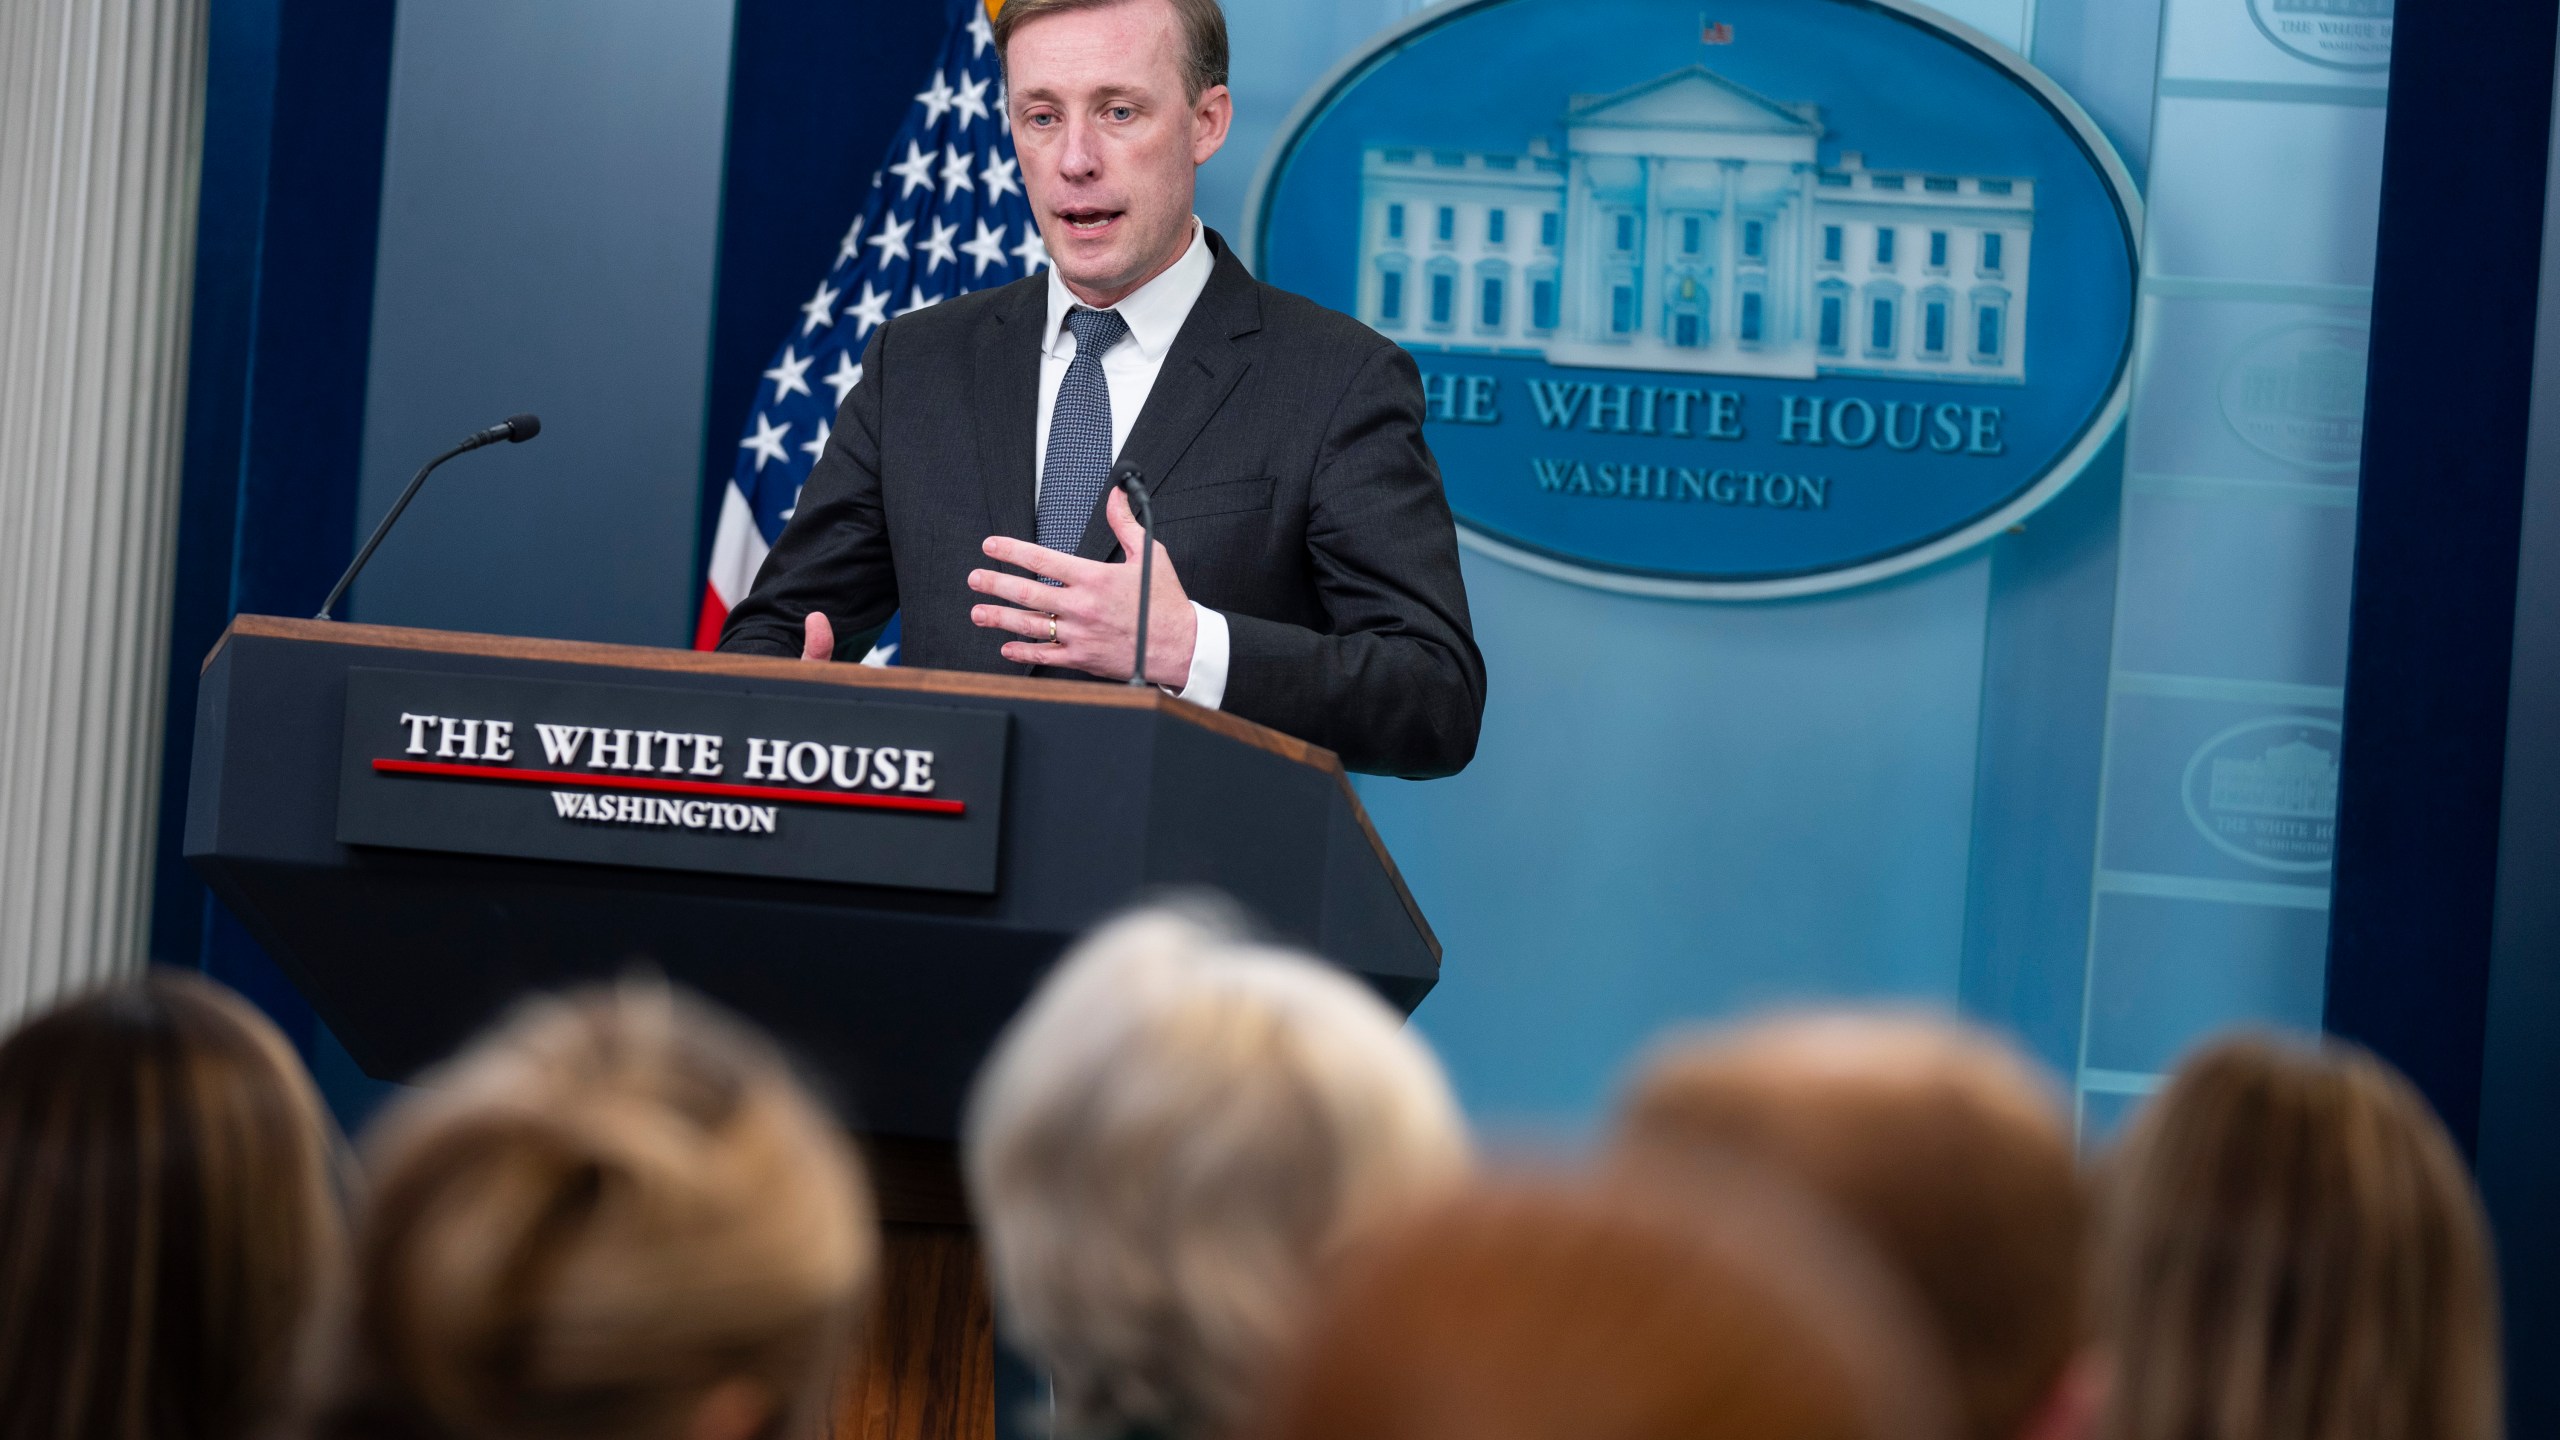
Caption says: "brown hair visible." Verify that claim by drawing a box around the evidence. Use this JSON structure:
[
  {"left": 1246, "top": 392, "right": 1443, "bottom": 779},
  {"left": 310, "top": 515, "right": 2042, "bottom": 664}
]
[
  {"left": 1612, "top": 1014, "right": 2084, "bottom": 1440},
  {"left": 992, "top": 0, "right": 1230, "bottom": 100},
  {"left": 2093, "top": 1033, "right": 2501, "bottom": 1440},
  {"left": 0, "top": 970, "right": 346, "bottom": 1440},
  {"left": 1256, "top": 1175, "right": 1955, "bottom": 1440},
  {"left": 314, "top": 982, "right": 878, "bottom": 1440}
]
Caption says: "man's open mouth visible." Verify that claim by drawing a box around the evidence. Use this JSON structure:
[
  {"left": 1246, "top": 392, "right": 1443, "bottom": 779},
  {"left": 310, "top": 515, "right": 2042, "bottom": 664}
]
[{"left": 1058, "top": 208, "right": 1123, "bottom": 234}]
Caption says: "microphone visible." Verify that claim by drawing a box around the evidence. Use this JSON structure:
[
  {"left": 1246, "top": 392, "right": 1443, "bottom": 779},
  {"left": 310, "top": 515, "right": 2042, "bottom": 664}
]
[
  {"left": 317, "top": 414, "right": 541, "bottom": 621},
  {"left": 1112, "top": 464, "right": 1155, "bottom": 687}
]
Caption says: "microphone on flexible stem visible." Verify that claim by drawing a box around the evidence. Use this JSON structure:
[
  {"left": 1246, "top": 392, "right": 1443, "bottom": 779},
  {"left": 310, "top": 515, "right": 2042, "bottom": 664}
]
[
  {"left": 1112, "top": 463, "right": 1155, "bottom": 687},
  {"left": 316, "top": 413, "right": 541, "bottom": 621}
]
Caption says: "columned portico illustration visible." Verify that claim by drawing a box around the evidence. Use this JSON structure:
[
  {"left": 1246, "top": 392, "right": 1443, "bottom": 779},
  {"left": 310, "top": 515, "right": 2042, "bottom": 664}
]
[{"left": 1358, "top": 65, "right": 2038, "bottom": 385}]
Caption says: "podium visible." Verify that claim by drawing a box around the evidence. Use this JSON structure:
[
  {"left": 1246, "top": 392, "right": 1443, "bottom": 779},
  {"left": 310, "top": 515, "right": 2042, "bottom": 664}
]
[{"left": 184, "top": 615, "right": 1441, "bottom": 1440}]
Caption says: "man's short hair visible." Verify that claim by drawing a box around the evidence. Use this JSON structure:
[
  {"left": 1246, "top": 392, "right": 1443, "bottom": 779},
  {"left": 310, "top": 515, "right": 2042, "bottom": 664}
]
[
  {"left": 1612, "top": 1014, "right": 2084, "bottom": 1440},
  {"left": 992, "top": 0, "right": 1230, "bottom": 101},
  {"left": 964, "top": 907, "right": 1468, "bottom": 1439}
]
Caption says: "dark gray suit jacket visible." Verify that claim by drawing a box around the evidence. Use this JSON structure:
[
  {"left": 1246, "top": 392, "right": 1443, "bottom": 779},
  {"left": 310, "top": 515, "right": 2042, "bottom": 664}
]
[{"left": 718, "top": 230, "right": 1486, "bottom": 778}]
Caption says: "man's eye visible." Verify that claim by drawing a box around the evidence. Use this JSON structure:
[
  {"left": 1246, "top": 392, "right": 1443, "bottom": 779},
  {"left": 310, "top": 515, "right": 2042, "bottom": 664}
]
[
  {"left": 1107, "top": 106, "right": 1133, "bottom": 121},
  {"left": 1028, "top": 112, "right": 1056, "bottom": 127}
]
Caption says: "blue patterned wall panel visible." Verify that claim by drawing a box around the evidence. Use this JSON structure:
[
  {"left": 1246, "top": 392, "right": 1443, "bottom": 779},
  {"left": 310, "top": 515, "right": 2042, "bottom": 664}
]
[{"left": 2072, "top": 0, "right": 2389, "bottom": 1124}]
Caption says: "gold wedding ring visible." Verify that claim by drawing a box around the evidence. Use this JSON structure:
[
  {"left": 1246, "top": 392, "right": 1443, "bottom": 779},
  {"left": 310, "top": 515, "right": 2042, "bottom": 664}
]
[{"left": 1045, "top": 614, "right": 1059, "bottom": 644}]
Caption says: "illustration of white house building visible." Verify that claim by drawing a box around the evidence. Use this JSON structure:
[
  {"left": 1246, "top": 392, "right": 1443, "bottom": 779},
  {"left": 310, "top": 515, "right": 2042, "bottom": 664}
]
[{"left": 1356, "top": 66, "right": 2035, "bottom": 383}]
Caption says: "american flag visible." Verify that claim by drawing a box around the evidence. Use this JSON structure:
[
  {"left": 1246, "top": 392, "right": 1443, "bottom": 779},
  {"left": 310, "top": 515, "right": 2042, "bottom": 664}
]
[{"left": 694, "top": 0, "right": 1044, "bottom": 656}]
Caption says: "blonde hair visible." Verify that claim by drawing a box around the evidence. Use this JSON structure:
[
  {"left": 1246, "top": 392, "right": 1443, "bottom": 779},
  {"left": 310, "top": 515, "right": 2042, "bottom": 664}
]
[
  {"left": 0, "top": 971, "right": 346, "bottom": 1440},
  {"left": 1613, "top": 1013, "right": 2083, "bottom": 1440},
  {"left": 316, "top": 982, "right": 876, "bottom": 1440},
  {"left": 966, "top": 909, "right": 1469, "bottom": 1440},
  {"left": 2094, "top": 1033, "right": 2501, "bottom": 1440}
]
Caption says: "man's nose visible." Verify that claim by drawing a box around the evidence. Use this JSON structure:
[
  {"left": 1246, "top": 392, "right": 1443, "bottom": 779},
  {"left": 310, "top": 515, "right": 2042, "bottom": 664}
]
[{"left": 1055, "top": 115, "right": 1103, "bottom": 180}]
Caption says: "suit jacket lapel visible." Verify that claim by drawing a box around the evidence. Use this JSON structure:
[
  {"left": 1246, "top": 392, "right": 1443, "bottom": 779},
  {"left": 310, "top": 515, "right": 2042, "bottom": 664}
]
[
  {"left": 1075, "top": 235, "right": 1263, "bottom": 562},
  {"left": 975, "top": 279, "right": 1045, "bottom": 547}
]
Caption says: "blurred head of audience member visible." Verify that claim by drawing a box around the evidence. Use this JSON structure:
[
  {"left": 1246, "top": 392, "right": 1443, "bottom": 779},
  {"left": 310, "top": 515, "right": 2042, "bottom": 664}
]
[
  {"left": 966, "top": 907, "right": 1470, "bottom": 1440},
  {"left": 2092, "top": 1033, "right": 2501, "bottom": 1440},
  {"left": 0, "top": 969, "right": 346, "bottom": 1440},
  {"left": 1612, "top": 1013, "right": 2092, "bottom": 1440},
  {"left": 1256, "top": 1173, "right": 1956, "bottom": 1440},
  {"left": 314, "top": 981, "right": 876, "bottom": 1440}
]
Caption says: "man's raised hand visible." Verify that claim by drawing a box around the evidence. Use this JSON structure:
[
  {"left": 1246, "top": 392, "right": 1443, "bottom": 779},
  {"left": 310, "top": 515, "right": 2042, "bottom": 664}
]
[{"left": 968, "top": 488, "right": 1198, "bottom": 687}]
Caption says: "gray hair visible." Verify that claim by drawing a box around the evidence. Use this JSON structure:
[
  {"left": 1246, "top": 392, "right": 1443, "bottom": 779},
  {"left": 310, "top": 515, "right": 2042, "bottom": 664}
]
[{"left": 965, "top": 908, "right": 1469, "bottom": 1439}]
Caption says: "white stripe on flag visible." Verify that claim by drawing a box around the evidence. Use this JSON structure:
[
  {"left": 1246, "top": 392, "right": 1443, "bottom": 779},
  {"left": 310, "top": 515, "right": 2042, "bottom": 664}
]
[{"left": 704, "top": 482, "right": 771, "bottom": 610}]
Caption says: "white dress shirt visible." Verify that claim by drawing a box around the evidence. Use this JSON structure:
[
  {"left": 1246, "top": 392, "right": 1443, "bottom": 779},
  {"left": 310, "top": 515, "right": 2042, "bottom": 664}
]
[{"left": 1034, "top": 218, "right": 1229, "bottom": 709}]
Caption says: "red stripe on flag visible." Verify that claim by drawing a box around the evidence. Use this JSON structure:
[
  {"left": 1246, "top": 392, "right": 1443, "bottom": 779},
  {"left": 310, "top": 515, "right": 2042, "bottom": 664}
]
[
  {"left": 372, "top": 758, "right": 967, "bottom": 815},
  {"left": 693, "top": 584, "right": 730, "bottom": 651}
]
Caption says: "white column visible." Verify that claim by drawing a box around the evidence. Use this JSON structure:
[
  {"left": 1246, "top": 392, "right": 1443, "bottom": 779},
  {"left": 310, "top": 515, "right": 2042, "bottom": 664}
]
[
  {"left": 1715, "top": 159, "right": 1740, "bottom": 354},
  {"left": 0, "top": 0, "right": 207, "bottom": 1021}
]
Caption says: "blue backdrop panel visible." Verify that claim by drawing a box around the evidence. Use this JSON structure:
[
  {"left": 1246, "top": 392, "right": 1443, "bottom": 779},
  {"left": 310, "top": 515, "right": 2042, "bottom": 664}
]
[
  {"left": 2068, "top": 0, "right": 2391, "bottom": 1132},
  {"left": 1365, "top": 548, "right": 1992, "bottom": 1124},
  {"left": 1247, "top": 0, "right": 2151, "bottom": 1127},
  {"left": 347, "top": 0, "right": 738, "bottom": 644},
  {"left": 158, "top": 0, "right": 2420, "bottom": 1171}
]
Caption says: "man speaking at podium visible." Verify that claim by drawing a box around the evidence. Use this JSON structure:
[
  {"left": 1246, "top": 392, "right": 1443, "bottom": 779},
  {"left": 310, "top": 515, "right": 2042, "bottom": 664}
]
[{"left": 716, "top": 0, "right": 1485, "bottom": 779}]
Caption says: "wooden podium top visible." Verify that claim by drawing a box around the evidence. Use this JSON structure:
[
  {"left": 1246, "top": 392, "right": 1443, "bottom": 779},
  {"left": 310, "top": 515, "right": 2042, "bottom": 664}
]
[
  {"left": 218, "top": 614, "right": 1336, "bottom": 767},
  {"left": 210, "top": 614, "right": 1431, "bottom": 954}
]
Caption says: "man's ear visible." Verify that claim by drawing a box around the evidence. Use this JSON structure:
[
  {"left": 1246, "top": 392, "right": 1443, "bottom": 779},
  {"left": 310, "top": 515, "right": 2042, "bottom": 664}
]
[
  {"left": 2016, "top": 1351, "right": 2108, "bottom": 1440},
  {"left": 1190, "top": 82, "right": 1232, "bottom": 167}
]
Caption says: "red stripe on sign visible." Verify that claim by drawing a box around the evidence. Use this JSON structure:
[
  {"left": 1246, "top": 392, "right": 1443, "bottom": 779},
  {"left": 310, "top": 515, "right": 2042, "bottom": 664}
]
[{"left": 372, "top": 758, "right": 967, "bottom": 815}]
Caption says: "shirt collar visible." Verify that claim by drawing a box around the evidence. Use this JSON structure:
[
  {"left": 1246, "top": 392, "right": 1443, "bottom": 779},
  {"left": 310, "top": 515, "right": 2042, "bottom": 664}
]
[{"left": 1041, "top": 217, "right": 1212, "bottom": 361}]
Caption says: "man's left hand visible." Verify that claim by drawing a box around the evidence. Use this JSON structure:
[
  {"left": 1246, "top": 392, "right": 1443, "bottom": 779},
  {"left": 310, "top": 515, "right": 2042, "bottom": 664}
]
[{"left": 969, "top": 487, "right": 1198, "bottom": 687}]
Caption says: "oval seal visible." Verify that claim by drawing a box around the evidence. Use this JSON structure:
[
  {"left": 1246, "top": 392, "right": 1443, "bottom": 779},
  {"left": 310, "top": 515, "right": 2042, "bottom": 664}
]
[
  {"left": 2218, "top": 321, "right": 2369, "bottom": 472},
  {"left": 2245, "top": 0, "right": 2393, "bottom": 73},
  {"left": 2180, "top": 716, "right": 2342, "bottom": 873},
  {"left": 1246, "top": 0, "right": 2141, "bottom": 598}
]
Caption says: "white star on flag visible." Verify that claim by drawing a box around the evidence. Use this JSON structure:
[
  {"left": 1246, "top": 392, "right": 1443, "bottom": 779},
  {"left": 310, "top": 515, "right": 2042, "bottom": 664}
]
[
  {"left": 916, "top": 71, "right": 956, "bottom": 125},
  {"left": 953, "top": 72, "right": 992, "bottom": 127},
  {"left": 980, "top": 152, "right": 1020, "bottom": 203},
  {"left": 921, "top": 217, "right": 960, "bottom": 273},
  {"left": 939, "top": 144, "right": 975, "bottom": 201},
  {"left": 739, "top": 413, "right": 790, "bottom": 472},
  {"left": 801, "top": 419, "right": 831, "bottom": 461},
  {"left": 889, "top": 141, "right": 937, "bottom": 197},
  {"left": 845, "top": 281, "right": 891, "bottom": 336},
  {"left": 823, "top": 352, "right": 864, "bottom": 407},
  {"left": 960, "top": 218, "right": 1010, "bottom": 276},
  {"left": 866, "top": 213, "right": 914, "bottom": 265},
  {"left": 837, "top": 214, "right": 865, "bottom": 264},
  {"left": 764, "top": 346, "right": 814, "bottom": 401},
  {"left": 966, "top": 9, "right": 992, "bottom": 55},
  {"left": 798, "top": 280, "right": 840, "bottom": 335},
  {"left": 1012, "top": 223, "right": 1050, "bottom": 273},
  {"left": 898, "top": 286, "right": 942, "bottom": 317}
]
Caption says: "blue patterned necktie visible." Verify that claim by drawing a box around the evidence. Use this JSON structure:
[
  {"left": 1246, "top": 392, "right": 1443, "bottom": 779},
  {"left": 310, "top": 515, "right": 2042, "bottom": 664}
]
[{"left": 1035, "top": 306, "right": 1131, "bottom": 555}]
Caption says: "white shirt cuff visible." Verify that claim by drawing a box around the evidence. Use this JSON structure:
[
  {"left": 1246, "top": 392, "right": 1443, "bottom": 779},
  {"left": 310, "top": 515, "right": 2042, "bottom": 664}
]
[{"left": 1173, "top": 603, "right": 1229, "bottom": 710}]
